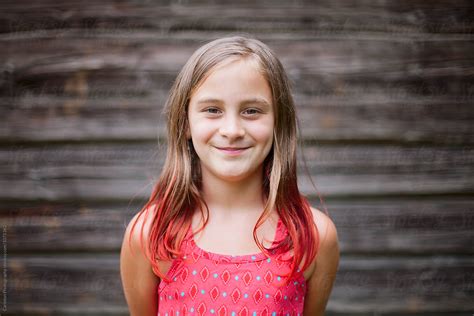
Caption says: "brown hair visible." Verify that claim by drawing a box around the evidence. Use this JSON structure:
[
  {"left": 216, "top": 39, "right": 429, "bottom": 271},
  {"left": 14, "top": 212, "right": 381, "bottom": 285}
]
[{"left": 130, "top": 35, "right": 320, "bottom": 286}]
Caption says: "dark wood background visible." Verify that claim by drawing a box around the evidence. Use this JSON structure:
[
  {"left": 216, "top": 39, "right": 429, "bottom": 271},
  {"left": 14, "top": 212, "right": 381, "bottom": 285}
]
[{"left": 1, "top": 0, "right": 473, "bottom": 315}]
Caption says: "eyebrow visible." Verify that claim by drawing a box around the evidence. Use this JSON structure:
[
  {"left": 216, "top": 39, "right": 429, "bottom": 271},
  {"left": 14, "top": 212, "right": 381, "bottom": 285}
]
[{"left": 196, "top": 97, "right": 272, "bottom": 108}]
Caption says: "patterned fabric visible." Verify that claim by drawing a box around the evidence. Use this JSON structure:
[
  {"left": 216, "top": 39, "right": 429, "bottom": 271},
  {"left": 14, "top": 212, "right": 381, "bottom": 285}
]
[{"left": 157, "top": 217, "right": 307, "bottom": 316}]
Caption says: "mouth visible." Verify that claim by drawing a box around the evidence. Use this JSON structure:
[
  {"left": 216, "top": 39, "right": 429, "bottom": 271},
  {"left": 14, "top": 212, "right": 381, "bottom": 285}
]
[{"left": 215, "top": 146, "right": 250, "bottom": 155}]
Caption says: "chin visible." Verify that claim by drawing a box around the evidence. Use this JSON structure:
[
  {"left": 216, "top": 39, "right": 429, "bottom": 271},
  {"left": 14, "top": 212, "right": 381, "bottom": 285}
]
[{"left": 216, "top": 172, "right": 249, "bottom": 182}]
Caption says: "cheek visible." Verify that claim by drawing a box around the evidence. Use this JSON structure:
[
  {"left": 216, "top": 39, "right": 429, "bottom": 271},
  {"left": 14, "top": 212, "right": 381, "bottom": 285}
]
[
  {"left": 189, "top": 120, "right": 215, "bottom": 143},
  {"left": 252, "top": 122, "right": 274, "bottom": 145}
]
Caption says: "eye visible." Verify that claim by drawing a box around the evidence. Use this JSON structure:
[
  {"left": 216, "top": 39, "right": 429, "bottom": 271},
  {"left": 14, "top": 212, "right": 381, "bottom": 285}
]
[
  {"left": 243, "top": 108, "right": 261, "bottom": 115},
  {"left": 204, "top": 107, "right": 221, "bottom": 114}
]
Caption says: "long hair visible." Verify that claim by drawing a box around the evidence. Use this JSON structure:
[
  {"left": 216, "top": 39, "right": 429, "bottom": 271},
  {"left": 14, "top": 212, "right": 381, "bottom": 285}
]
[{"left": 130, "top": 35, "right": 320, "bottom": 286}]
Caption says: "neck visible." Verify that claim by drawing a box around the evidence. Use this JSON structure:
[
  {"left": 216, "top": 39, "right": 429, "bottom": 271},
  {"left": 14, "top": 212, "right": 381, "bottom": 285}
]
[{"left": 200, "top": 168, "right": 266, "bottom": 219}]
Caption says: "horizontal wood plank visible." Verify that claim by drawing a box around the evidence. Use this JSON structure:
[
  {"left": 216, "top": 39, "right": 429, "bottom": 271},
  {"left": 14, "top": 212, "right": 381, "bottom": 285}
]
[
  {"left": 326, "top": 198, "right": 474, "bottom": 255},
  {"left": 1, "top": 1, "right": 472, "bottom": 36},
  {"left": 1, "top": 95, "right": 473, "bottom": 144},
  {"left": 3, "top": 39, "right": 472, "bottom": 100},
  {"left": 2, "top": 198, "right": 472, "bottom": 254},
  {"left": 3, "top": 34, "right": 474, "bottom": 74},
  {"left": 0, "top": 143, "right": 472, "bottom": 201},
  {"left": 3, "top": 254, "right": 473, "bottom": 315}
]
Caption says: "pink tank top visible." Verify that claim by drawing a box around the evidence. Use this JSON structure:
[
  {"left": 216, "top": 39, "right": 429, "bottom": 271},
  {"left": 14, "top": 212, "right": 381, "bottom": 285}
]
[{"left": 157, "top": 217, "right": 307, "bottom": 316}]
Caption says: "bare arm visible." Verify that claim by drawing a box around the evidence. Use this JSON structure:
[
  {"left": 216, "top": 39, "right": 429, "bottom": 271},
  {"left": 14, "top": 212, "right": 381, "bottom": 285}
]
[
  {"left": 303, "top": 208, "right": 340, "bottom": 316},
  {"left": 120, "top": 211, "right": 160, "bottom": 316}
]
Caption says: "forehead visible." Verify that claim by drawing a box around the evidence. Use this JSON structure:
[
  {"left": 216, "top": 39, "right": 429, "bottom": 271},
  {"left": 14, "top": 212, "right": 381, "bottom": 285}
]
[{"left": 190, "top": 58, "right": 272, "bottom": 106}]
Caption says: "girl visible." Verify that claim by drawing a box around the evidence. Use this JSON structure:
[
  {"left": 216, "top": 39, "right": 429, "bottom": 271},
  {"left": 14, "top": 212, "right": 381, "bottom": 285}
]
[{"left": 120, "top": 35, "right": 339, "bottom": 316}]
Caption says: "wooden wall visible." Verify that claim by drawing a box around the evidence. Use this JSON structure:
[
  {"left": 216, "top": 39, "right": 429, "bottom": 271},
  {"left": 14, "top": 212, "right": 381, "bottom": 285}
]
[{"left": 1, "top": 1, "right": 473, "bottom": 315}]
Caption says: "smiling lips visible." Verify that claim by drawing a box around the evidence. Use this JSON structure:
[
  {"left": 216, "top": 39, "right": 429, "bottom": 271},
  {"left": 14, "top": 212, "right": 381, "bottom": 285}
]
[{"left": 215, "top": 146, "right": 250, "bottom": 155}]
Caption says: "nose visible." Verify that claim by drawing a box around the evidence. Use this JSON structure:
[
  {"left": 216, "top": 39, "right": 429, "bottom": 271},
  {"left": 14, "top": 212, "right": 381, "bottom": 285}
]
[{"left": 219, "top": 113, "right": 245, "bottom": 139}]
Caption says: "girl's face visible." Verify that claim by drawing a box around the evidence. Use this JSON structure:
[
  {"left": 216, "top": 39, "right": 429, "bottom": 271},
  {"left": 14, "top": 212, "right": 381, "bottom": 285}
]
[{"left": 187, "top": 58, "right": 274, "bottom": 183}]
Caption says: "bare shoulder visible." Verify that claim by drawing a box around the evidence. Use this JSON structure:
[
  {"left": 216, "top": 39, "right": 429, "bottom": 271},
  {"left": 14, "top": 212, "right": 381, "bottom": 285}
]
[
  {"left": 122, "top": 204, "right": 173, "bottom": 276},
  {"left": 124, "top": 205, "right": 156, "bottom": 249},
  {"left": 310, "top": 206, "right": 339, "bottom": 247},
  {"left": 304, "top": 207, "right": 340, "bottom": 279},
  {"left": 121, "top": 204, "right": 158, "bottom": 273}
]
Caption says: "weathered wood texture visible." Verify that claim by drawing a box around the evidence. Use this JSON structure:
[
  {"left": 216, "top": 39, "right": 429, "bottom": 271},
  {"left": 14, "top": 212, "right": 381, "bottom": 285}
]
[
  {"left": 1, "top": 143, "right": 473, "bottom": 201},
  {"left": 5, "top": 254, "right": 474, "bottom": 315},
  {"left": 1, "top": 0, "right": 473, "bottom": 315},
  {"left": 2, "top": 199, "right": 473, "bottom": 254}
]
